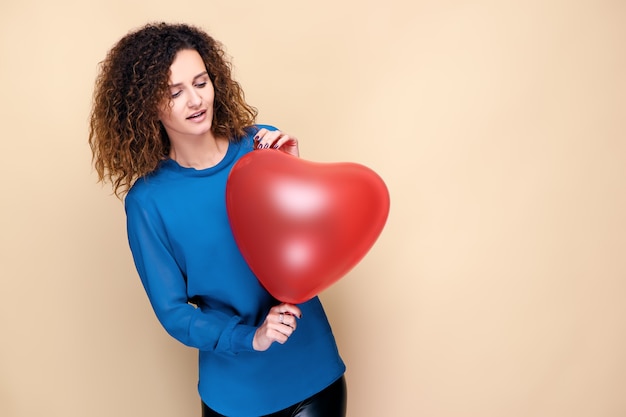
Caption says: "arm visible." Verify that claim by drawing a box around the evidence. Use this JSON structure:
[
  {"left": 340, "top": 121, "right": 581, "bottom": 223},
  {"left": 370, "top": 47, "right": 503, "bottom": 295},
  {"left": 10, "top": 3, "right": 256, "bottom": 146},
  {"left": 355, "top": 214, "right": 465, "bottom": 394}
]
[{"left": 125, "top": 194, "right": 257, "bottom": 353}]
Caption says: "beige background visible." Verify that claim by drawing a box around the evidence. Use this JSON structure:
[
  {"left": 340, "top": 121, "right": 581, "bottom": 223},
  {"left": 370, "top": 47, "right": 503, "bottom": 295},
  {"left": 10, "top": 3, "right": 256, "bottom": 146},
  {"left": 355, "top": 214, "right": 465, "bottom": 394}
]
[{"left": 1, "top": 0, "right": 625, "bottom": 416}]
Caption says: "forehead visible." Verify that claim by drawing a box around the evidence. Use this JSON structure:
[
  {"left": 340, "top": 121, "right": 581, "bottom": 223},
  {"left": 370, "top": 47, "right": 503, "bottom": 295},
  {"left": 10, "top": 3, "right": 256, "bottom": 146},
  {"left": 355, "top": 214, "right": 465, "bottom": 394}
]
[{"left": 168, "top": 49, "right": 207, "bottom": 82}]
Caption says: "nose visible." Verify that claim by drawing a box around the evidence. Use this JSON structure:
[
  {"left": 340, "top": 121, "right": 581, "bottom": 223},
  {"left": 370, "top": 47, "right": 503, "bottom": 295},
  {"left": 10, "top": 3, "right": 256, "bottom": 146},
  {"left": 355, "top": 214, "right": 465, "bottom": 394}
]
[{"left": 187, "top": 89, "right": 202, "bottom": 108}]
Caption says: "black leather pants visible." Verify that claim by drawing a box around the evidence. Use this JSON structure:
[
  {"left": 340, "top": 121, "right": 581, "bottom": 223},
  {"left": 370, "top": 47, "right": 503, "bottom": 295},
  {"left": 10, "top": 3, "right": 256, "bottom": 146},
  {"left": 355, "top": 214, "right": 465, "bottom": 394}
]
[{"left": 201, "top": 375, "right": 347, "bottom": 417}]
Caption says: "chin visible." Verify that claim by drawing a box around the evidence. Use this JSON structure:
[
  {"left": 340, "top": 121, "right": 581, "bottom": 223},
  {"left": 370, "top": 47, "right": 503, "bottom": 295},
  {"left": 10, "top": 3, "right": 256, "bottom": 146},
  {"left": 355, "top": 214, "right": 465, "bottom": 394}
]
[{"left": 193, "top": 123, "right": 213, "bottom": 136}]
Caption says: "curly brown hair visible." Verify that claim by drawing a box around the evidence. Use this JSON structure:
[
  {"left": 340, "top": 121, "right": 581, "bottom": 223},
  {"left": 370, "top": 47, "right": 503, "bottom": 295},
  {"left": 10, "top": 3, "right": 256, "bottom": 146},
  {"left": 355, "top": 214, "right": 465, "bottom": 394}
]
[{"left": 89, "top": 22, "right": 258, "bottom": 197}]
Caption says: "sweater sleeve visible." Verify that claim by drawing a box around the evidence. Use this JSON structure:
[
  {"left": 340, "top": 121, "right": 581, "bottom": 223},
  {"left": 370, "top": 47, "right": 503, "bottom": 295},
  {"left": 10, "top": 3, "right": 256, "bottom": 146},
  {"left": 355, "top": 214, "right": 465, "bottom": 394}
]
[{"left": 124, "top": 192, "right": 256, "bottom": 353}]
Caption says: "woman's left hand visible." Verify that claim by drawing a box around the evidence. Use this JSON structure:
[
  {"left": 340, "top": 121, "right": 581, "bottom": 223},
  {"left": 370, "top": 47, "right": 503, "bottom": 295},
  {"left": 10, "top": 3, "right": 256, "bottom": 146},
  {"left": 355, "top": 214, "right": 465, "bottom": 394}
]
[{"left": 254, "top": 128, "right": 299, "bottom": 157}]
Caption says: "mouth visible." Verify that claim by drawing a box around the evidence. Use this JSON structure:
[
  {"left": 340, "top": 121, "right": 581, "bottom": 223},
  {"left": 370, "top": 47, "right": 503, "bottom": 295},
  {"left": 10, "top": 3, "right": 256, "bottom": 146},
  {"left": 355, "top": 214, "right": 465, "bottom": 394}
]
[{"left": 187, "top": 110, "right": 206, "bottom": 120}]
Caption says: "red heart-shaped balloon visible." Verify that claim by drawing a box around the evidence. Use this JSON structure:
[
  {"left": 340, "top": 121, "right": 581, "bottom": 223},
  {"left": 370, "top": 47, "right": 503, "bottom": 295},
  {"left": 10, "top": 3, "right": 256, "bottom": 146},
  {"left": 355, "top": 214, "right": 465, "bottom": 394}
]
[{"left": 226, "top": 150, "right": 390, "bottom": 304}]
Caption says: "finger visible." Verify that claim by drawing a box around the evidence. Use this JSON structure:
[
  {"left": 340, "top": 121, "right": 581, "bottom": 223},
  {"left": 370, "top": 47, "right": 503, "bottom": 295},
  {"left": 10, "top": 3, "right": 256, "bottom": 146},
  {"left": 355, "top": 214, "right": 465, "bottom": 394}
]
[
  {"left": 284, "top": 315, "right": 297, "bottom": 330},
  {"left": 270, "top": 321, "right": 294, "bottom": 339},
  {"left": 269, "top": 328, "right": 289, "bottom": 344},
  {"left": 256, "top": 130, "right": 283, "bottom": 149},
  {"left": 253, "top": 128, "right": 269, "bottom": 149},
  {"left": 253, "top": 128, "right": 269, "bottom": 142},
  {"left": 268, "top": 134, "right": 299, "bottom": 156},
  {"left": 278, "top": 303, "right": 302, "bottom": 319},
  {"left": 277, "top": 312, "right": 297, "bottom": 330},
  {"left": 270, "top": 134, "right": 296, "bottom": 149}
]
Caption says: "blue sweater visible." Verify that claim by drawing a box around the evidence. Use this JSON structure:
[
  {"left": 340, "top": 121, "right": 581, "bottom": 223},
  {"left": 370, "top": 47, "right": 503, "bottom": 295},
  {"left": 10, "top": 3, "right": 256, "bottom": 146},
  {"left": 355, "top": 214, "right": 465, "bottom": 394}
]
[{"left": 124, "top": 125, "right": 345, "bottom": 417}]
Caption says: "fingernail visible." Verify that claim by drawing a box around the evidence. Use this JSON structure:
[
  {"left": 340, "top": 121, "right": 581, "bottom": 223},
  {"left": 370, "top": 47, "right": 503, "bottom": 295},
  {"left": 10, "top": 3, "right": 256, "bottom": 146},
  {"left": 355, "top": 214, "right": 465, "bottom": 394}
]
[
  {"left": 254, "top": 135, "right": 260, "bottom": 141},
  {"left": 272, "top": 144, "right": 279, "bottom": 149}
]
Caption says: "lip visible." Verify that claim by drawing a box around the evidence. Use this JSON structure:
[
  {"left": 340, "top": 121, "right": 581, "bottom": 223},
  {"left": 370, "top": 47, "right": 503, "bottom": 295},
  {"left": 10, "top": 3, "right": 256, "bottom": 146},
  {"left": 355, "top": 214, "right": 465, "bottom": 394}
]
[{"left": 186, "top": 110, "right": 207, "bottom": 121}]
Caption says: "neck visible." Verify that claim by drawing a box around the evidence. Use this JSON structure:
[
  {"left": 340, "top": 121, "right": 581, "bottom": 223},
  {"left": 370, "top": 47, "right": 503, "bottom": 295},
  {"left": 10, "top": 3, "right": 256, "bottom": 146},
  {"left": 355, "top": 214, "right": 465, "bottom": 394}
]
[{"left": 169, "top": 133, "right": 229, "bottom": 169}]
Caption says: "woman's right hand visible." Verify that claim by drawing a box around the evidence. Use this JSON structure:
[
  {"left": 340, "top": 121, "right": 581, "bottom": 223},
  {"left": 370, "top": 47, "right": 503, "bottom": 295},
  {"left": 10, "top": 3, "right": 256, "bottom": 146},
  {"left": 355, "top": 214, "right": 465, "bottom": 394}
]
[
  {"left": 252, "top": 303, "right": 302, "bottom": 351},
  {"left": 254, "top": 128, "right": 300, "bottom": 157}
]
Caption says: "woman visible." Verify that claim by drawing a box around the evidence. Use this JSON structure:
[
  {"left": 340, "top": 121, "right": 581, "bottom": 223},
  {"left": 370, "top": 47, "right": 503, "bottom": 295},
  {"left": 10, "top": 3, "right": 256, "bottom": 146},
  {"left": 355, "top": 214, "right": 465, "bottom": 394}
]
[{"left": 89, "top": 22, "right": 346, "bottom": 417}]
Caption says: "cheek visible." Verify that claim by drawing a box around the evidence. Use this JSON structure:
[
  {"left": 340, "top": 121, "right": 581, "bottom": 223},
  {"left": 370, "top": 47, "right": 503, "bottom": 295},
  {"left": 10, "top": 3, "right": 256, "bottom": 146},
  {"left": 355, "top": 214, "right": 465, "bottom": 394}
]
[
  {"left": 158, "top": 112, "right": 171, "bottom": 128},
  {"left": 206, "top": 84, "right": 216, "bottom": 104},
  {"left": 157, "top": 101, "right": 169, "bottom": 121},
  {"left": 158, "top": 102, "right": 178, "bottom": 124}
]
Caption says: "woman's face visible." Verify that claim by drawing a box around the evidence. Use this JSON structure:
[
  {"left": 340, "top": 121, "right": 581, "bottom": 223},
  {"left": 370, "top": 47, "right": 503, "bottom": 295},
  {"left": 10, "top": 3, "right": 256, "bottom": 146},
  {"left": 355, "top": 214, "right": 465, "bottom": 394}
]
[{"left": 158, "top": 49, "right": 215, "bottom": 141}]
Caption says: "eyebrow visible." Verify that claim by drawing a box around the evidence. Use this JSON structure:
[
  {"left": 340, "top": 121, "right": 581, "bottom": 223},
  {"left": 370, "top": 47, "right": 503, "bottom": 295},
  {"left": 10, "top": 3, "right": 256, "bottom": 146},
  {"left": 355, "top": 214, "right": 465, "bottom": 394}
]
[{"left": 169, "top": 71, "right": 209, "bottom": 88}]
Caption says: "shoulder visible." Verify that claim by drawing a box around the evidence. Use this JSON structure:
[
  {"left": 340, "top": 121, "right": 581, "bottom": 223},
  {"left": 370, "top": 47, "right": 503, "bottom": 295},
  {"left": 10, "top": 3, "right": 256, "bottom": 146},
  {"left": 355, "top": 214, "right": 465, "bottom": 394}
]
[
  {"left": 125, "top": 164, "right": 171, "bottom": 210},
  {"left": 124, "top": 179, "right": 153, "bottom": 215},
  {"left": 127, "top": 173, "right": 159, "bottom": 201}
]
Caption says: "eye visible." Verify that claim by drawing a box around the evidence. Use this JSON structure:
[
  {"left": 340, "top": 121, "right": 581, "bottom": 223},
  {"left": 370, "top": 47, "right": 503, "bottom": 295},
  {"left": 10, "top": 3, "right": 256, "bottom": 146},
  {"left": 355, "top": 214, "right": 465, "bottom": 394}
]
[
  {"left": 171, "top": 90, "right": 183, "bottom": 99},
  {"left": 195, "top": 81, "right": 207, "bottom": 88}
]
